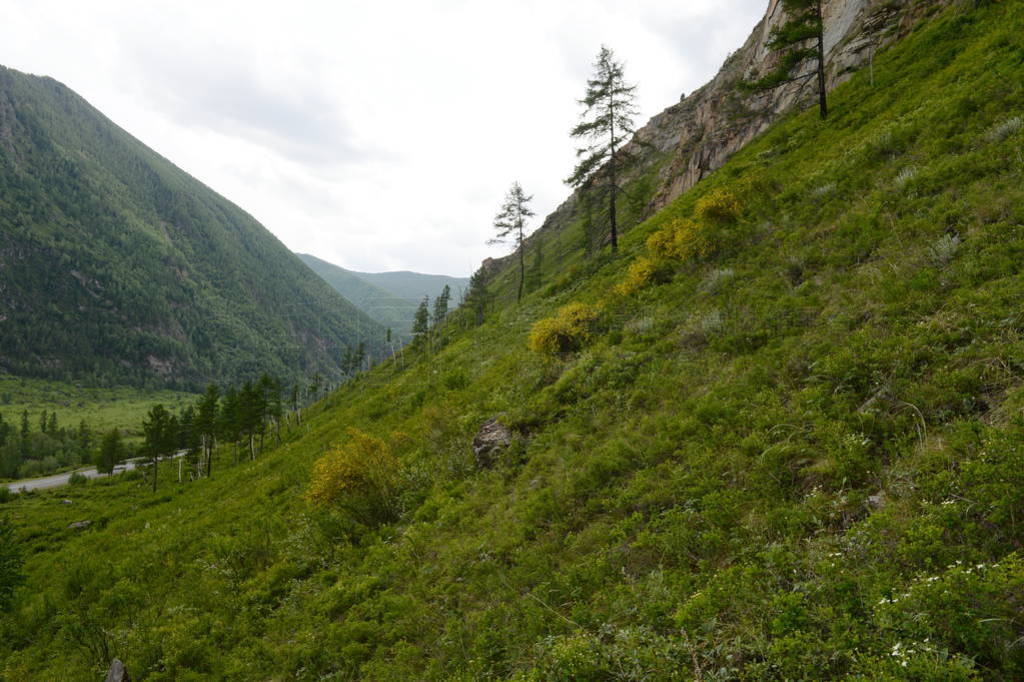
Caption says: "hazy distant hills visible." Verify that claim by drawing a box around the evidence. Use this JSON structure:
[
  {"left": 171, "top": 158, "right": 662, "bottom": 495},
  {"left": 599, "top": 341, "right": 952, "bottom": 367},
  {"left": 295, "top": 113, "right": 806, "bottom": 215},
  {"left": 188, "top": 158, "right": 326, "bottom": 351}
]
[
  {"left": 297, "top": 253, "right": 469, "bottom": 340},
  {"left": 0, "top": 65, "right": 385, "bottom": 388}
]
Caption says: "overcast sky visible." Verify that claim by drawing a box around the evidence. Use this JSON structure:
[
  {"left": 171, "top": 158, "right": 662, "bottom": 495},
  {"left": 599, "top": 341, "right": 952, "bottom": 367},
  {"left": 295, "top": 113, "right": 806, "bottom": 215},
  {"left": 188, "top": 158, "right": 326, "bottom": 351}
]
[{"left": 2, "top": 0, "right": 766, "bottom": 276}]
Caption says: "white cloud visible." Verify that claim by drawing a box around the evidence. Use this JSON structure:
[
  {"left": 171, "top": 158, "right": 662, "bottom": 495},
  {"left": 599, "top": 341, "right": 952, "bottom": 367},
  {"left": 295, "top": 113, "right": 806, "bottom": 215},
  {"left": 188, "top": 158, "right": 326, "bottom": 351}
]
[{"left": 0, "top": 0, "right": 767, "bottom": 276}]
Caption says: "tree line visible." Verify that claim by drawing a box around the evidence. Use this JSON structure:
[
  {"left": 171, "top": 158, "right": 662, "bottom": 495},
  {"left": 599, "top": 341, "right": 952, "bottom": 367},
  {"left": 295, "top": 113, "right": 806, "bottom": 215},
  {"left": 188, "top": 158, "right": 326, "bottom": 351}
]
[
  {"left": 0, "top": 410, "right": 103, "bottom": 480},
  {"left": 137, "top": 374, "right": 326, "bottom": 492}
]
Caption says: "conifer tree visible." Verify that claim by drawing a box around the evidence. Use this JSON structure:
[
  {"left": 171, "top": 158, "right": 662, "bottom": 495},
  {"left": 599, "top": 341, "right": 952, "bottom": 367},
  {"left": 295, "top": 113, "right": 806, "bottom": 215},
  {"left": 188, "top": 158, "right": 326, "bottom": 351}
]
[
  {"left": 412, "top": 297, "right": 430, "bottom": 347},
  {"left": 196, "top": 384, "right": 220, "bottom": 477},
  {"left": 490, "top": 183, "right": 535, "bottom": 301},
  {"left": 142, "top": 404, "right": 173, "bottom": 492},
  {"left": 94, "top": 428, "right": 124, "bottom": 475},
  {"left": 744, "top": 0, "right": 828, "bottom": 119},
  {"left": 567, "top": 46, "right": 638, "bottom": 253},
  {"left": 178, "top": 405, "right": 200, "bottom": 478},
  {"left": 463, "top": 268, "right": 491, "bottom": 327},
  {"left": 290, "top": 384, "right": 302, "bottom": 426},
  {"left": 433, "top": 285, "right": 451, "bottom": 327},
  {"left": 309, "top": 373, "right": 323, "bottom": 402},
  {"left": 218, "top": 388, "right": 241, "bottom": 462}
]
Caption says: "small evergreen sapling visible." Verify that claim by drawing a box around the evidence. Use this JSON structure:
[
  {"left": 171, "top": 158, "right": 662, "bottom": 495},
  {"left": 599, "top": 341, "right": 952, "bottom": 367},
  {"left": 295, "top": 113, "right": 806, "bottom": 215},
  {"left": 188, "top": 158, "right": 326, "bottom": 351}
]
[{"left": 490, "top": 182, "right": 535, "bottom": 302}]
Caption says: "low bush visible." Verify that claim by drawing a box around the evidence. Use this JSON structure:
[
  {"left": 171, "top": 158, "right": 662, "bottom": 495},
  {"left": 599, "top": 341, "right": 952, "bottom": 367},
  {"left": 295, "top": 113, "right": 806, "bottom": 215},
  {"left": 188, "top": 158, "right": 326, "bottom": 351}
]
[
  {"left": 695, "top": 187, "right": 742, "bottom": 225},
  {"left": 306, "top": 428, "right": 402, "bottom": 528},
  {"left": 646, "top": 218, "right": 709, "bottom": 262},
  {"left": 614, "top": 256, "right": 674, "bottom": 296},
  {"left": 528, "top": 303, "right": 602, "bottom": 355}
]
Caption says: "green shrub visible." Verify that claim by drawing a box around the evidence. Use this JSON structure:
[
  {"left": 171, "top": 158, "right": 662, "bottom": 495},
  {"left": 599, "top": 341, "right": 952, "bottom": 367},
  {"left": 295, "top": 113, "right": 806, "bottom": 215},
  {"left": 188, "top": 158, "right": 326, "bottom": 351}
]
[{"left": 0, "top": 516, "right": 24, "bottom": 611}]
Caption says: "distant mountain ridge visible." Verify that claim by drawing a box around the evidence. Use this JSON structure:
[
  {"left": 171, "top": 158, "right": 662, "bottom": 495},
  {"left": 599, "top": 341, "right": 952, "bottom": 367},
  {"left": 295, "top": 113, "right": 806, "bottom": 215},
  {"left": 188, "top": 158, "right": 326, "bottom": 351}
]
[
  {"left": 0, "top": 65, "right": 386, "bottom": 388},
  {"left": 349, "top": 269, "right": 469, "bottom": 305},
  {"left": 297, "top": 254, "right": 468, "bottom": 340}
]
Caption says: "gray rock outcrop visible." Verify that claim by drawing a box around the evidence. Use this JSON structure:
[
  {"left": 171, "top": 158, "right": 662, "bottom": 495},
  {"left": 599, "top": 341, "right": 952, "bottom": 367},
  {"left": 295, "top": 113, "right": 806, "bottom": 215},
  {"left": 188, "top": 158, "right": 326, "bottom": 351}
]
[
  {"left": 105, "top": 658, "right": 130, "bottom": 682},
  {"left": 472, "top": 419, "right": 513, "bottom": 469}
]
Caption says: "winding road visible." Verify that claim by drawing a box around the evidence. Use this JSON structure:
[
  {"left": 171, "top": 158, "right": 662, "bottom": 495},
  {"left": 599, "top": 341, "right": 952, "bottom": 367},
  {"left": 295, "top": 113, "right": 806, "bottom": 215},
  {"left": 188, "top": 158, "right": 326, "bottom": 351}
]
[{"left": 4, "top": 452, "right": 186, "bottom": 493}]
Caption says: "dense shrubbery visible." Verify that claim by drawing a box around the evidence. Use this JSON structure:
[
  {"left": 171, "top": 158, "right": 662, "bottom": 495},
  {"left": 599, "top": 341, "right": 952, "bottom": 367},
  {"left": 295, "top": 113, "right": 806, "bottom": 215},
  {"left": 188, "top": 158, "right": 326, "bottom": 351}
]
[{"left": 0, "top": 517, "right": 23, "bottom": 611}]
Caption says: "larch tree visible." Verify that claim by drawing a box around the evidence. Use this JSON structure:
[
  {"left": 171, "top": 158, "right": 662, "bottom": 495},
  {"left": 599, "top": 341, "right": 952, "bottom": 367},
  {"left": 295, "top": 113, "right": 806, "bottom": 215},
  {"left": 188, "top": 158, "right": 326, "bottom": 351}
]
[
  {"left": 142, "top": 404, "right": 174, "bottom": 492},
  {"left": 566, "top": 45, "right": 638, "bottom": 253},
  {"left": 463, "top": 267, "right": 490, "bottom": 327},
  {"left": 196, "top": 383, "right": 220, "bottom": 478},
  {"left": 433, "top": 285, "right": 451, "bottom": 327},
  {"left": 412, "top": 297, "right": 430, "bottom": 348},
  {"left": 745, "top": 0, "right": 828, "bottom": 119},
  {"left": 489, "top": 182, "right": 535, "bottom": 302}
]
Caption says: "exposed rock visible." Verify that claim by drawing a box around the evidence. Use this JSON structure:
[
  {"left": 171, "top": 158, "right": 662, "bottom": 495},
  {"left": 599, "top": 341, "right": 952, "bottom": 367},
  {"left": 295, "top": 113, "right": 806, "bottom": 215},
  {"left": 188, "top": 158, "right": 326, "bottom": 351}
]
[
  {"left": 60, "top": 499, "right": 73, "bottom": 504},
  {"left": 472, "top": 418, "right": 512, "bottom": 469},
  {"left": 68, "top": 520, "right": 91, "bottom": 530},
  {"left": 867, "top": 492, "right": 888, "bottom": 510},
  {"left": 105, "top": 658, "right": 130, "bottom": 682}
]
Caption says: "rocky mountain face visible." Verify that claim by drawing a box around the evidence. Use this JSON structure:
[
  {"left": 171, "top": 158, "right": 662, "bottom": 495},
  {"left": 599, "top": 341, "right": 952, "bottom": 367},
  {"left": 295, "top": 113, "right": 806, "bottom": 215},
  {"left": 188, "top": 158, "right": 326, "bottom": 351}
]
[
  {"left": 636, "top": 0, "right": 955, "bottom": 211},
  {"left": 490, "top": 0, "right": 956, "bottom": 273}
]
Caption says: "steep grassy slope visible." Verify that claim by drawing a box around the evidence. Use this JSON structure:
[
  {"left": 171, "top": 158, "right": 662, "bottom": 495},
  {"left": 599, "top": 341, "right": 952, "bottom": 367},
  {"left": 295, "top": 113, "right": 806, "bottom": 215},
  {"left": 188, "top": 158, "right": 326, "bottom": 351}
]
[
  {"left": 3, "top": 2, "right": 1024, "bottom": 679},
  {"left": 297, "top": 254, "right": 421, "bottom": 340},
  {"left": 0, "top": 67, "right": 385, "bottom": 388}
]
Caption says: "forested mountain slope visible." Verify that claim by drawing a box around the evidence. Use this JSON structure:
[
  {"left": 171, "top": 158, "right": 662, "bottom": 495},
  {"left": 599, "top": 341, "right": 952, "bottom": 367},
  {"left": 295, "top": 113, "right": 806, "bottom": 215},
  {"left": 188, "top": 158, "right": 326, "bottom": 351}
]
[
  {"left": 0, "top": 66, "right": 385, "bottom": 388},
  {"left": 297, "top": 254, "right": 427, "bottom": 341},
  {"left": 3, "top": 1, "right": 1024, "bottom": 680}
]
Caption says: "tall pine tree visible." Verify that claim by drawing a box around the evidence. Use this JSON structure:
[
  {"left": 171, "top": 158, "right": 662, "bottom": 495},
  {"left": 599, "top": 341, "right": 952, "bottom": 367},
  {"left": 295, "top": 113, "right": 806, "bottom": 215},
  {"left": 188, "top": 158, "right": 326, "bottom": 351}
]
[{"left": 567, "top": 46, "right": 638, "bottom": 253}]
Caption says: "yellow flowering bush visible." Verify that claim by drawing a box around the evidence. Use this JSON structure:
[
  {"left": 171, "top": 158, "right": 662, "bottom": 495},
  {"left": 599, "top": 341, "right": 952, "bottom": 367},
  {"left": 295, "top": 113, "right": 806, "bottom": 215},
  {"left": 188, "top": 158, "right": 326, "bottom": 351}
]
[
  {"left": 307, "top": 428, "right": 402, "bottom": 526},
  {"left": 695, "top": 188, "right": 741, "bottom": 225},
  {"left": 614, "top": 256, "right": 674, "bottom": 296},
  {"left": 646, "top": 218, "right": 710, "bottom": 261},
  {"left": 528, "top": 302, "right": 601, "bottom": 354}
]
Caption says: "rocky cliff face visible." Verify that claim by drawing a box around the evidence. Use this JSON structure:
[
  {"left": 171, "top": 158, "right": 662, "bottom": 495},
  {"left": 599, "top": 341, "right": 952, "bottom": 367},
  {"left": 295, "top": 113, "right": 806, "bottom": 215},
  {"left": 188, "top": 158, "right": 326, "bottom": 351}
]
[
  {"left": 636, "top": 0, "right": 953, "bottom": 212},
  {"left": 492, "top": 0, "right": 955, "bottom": 274}
]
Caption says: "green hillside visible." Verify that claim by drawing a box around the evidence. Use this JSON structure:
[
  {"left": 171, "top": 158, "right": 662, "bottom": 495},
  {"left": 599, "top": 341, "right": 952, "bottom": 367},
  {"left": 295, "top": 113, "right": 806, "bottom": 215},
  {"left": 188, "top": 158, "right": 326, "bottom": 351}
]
[
  {"left": 0, "top": 66, "right": 386, "bottom": 389},
  {"left": 3, "top": 2, "right": 1024, "bottom": 680},
  {"left": 297, "top": 254, "right": 420, "bottom": 340}
]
